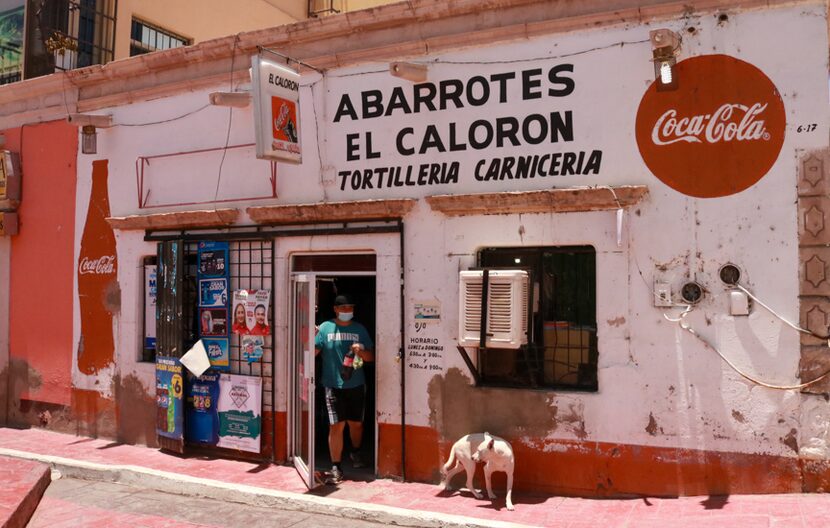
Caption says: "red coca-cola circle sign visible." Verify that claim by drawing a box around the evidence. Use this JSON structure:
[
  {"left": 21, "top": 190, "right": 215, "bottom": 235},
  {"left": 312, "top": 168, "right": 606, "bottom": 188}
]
[{"left": 635, "top": 55, "right": 786, "bottom": 198}]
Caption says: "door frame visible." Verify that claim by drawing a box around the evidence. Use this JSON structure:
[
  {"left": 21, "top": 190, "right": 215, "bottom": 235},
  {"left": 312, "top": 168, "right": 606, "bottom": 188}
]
[
  {"left": 287, "top": 262, "right": 379, "bottom": 483},
  {"left": 288, "top": 273, "right": 317, "bottom": 488}
]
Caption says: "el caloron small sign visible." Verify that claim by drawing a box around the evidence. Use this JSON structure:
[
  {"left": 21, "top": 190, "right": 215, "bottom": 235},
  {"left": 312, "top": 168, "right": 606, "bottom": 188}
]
[{"left": 251, "top": 52, "right": 302, "bottom": 164}]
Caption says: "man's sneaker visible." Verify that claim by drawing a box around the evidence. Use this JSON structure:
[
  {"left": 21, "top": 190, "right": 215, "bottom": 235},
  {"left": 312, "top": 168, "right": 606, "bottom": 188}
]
[
  {"left": 326, "top": 465, "right": 343, "bottom": 484},
  {"left": 350, "top": 451, "right": 366, "bottom": 469}
]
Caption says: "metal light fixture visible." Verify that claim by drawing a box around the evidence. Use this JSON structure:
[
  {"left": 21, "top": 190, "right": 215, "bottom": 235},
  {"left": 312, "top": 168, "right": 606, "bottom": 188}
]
[
  {"left": 209, "top": 91, "right": 251, "bottom": 108},
  {"left": 649, "top": 29, "right": 681, "bottom": 91},
  {"left": 67, "top": 114, "right": 113, "bottom": 155},
  {"left": 81, "top": 125, "right": 97, "bottom": 154},
  {"left": 389, "top": 62, "right": 427, "bottom": 83}
]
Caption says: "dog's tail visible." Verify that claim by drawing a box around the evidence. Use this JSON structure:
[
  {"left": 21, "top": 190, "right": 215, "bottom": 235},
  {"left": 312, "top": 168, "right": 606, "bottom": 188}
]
[{"left": 441, "top": 447, "right": 456, "bottom": 476}]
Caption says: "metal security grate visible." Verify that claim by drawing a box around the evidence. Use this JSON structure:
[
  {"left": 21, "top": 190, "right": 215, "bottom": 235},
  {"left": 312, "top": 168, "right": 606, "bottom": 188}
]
[
  {"left": 129, "top": 17, "right": 189, "bottom": 56},
  {"left": 227, "top": 240, "right": 274, "bottom": 413},
  {"left": 183, "top": 240, "right": 274, "bottom": 415},
  {"left": 478, "top": 246, "right": 598, "bottom": 391}
]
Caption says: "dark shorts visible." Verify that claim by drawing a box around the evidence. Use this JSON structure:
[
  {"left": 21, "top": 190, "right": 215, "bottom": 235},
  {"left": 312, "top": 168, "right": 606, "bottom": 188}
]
[{"left": 324, "top": 385, "right": 365, "bottom": 425}]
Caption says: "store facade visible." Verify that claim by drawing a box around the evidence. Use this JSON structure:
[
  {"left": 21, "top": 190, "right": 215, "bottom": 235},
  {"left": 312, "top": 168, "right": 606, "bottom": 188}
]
[{"left": 2, "top": 0, "right": 830, "bottom": 497}]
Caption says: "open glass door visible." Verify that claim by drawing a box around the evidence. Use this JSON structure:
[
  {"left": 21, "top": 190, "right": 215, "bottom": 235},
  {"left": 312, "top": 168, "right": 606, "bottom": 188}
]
[{"left": 289, "top": 274, "right": 319, "bottom": 488}]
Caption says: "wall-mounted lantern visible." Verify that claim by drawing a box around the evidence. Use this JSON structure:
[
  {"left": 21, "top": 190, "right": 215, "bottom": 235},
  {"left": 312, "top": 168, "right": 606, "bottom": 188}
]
[
  {"left": 649, "top": 29, "right": 681, "bottom": 91},
  {"left": 67, "top": 113, "right": 113, "bottom": 155}
]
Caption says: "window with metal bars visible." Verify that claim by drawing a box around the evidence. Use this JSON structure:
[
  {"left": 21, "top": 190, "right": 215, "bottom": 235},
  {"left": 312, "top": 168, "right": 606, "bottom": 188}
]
[
  {"left": 477, "top": 246, "right": 598, "bottom": 391},
  {"left": 22, "top": 0, "right": 117, "bottom": 81},
  {"left": 129, "top": 17, "right": 189, "bottom": 56}
]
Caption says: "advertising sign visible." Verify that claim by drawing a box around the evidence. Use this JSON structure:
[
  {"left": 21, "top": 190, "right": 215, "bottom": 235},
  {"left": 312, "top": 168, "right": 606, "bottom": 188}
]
[
  {"left": 199, "top": 278, "right": 228, "bottom": 307},
  {"left": 197, "top": 240, "right": 229, "bottom": 339},
  {"left": 217, "top": 374, "right": 262, "bottom": 453},
  {"left": 241, "top": 335, "right": 264, "bottom": 363},
  {"left": 200, "top": 307, "right": 228, "bottom": 337},
  {"left": 635, "top": 55, "right": 786, "bottom": 198},
  {"left": 203, "top": 337, "right": 230, "bottom": 371},
  {"left": 198, "top": 241, "right": 228, "bottom": 277},
  {"left": 231, "top": 289, "right": 271, "bottom": 336},
  {"left": 186, "top": 371, "right": 220, "bottom": 445},
  {"left": 251, "top": 53, "right": 301, "bottom": 163},
  {"left": 145, "top": 264, "right": 157, "bottom": 351},
  {"left": 155, "top": 356, "right": 184, "bottom": 441}
]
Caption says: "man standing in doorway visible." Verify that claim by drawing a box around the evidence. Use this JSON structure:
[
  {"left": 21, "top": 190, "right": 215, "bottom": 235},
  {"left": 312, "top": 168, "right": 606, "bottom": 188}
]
[{"left": 314, "top": 294, "right": 374, "bottom": 484}]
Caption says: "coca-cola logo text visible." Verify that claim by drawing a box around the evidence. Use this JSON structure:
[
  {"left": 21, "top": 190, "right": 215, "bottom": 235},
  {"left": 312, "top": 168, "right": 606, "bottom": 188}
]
[
  {"left": 651, "top": 103, "right": 770, "bottom": 146},
  {"left": 635, "top": 55, "right": 785, "bottom": 198},
  {"left": 79, "top": 256, "right": 116, "bottom": 275}
]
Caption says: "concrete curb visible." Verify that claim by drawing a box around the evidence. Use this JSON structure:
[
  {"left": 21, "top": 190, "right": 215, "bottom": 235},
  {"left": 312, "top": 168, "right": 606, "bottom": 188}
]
[
  {"left": 0, "top": 448, "right": 535, "bottom": 528},
  {"left": 1, "top": 457, "right": 51, "bottom": 528}
]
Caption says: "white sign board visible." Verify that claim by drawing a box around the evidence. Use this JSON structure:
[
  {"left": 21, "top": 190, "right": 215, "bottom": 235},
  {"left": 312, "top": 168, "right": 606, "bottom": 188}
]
[
  {"left": 217, "top": 374, "right": 262, "bottom": 453},
  {"left": 251, "top": 53, "right": 302, "bottom": 163}
]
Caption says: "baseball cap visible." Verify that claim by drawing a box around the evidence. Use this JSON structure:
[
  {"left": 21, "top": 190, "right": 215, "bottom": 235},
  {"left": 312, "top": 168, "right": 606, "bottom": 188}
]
[{"left": 333, "top": 294, "right": 354, "bottom": 306}]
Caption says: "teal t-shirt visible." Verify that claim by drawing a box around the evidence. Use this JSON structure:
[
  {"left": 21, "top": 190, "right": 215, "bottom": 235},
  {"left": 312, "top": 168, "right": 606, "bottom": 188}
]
[{"left": 315, "top": 320, "right": 374, "bottom": 389}]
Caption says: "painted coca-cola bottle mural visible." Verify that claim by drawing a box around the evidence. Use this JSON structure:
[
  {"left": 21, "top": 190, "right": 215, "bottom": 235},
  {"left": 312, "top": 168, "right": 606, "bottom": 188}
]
[{"left": 77, "top": 160, "right": 118, "bottom": 374}]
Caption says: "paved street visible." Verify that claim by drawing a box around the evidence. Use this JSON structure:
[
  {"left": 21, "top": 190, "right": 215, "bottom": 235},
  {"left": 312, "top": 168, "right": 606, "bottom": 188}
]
[{"left": 28, "top": 477, "right": 387, "bottom": 528}]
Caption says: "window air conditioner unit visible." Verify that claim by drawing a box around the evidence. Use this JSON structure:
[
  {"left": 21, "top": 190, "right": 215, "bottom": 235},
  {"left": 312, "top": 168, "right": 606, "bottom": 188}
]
[{"left": 458, "top": 269, "right": 529, "bottom": 349}]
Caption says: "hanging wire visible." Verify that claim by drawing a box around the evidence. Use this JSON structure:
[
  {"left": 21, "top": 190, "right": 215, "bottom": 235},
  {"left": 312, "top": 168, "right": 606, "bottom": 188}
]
[
  {"left": 735, "top": 283, "right": 830, "bottom": 341},
  {"left": 213, "top": 34, "right": 241, "bottom": 205},
  {"left": 114, "top": 104, "right": 212, "bottom": 127},
  {"left": 663, "top": 305, "right": 830, "bottom": 390}
]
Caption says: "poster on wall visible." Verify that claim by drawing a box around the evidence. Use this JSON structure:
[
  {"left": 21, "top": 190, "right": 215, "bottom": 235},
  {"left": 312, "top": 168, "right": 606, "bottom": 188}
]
[
  {"left": 200, "top": 307, "right": 228, "bottom": 336},
  {"left": 217, "top": 374, "right": 262, "bottom": 453},
  {"left": 186, "top": 371, "right": 220, "bottom": 445},
  {"left": 203, "top": 337, "right": 230, "bottom": 371},
  {"left": 198, "top": 241, "right": 228, "bottom": 278},
  {"left": 197, "top": 241, "right": 229, "bottom": 342},
  {"left": 199, "top": 278, "right": 228, "bottom": 307},
  {"left": 155, "top": 356, "right": 184, "bottom": 441},
  {"left": 241, "top": 335, "right": 264, "bottom": 363},
  {"left": 231, "top": 290, "right": 271, "bottom": 336},
  {"left": 145, "top": 264, "right": 157, "bottom": 351},
  {"left": 414, "top": 300, "right": 441, "bottom": 323}
]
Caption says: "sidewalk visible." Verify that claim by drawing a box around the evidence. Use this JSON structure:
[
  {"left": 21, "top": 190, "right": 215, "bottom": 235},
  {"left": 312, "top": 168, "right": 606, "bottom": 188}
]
[
  {"left": 2, "top": 426, "right": 830, "bottom": 527},
  {"left": 0, "top": 455, "right": 50, "bottom": 528}
]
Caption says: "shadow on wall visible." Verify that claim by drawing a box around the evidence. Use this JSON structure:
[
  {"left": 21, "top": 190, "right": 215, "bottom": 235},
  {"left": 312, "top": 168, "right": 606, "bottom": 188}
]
[
  {"left": 427, "top": 367, "right": 561, "bottom": 443},
  {"left": 1, "top": 358, "right": 158, "bottom": 448}
]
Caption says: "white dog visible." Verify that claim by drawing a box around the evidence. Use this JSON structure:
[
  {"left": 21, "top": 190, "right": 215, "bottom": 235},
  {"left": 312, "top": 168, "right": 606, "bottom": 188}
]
[{"left": 439, "top": 432, "right": 515, "bottom": 511}]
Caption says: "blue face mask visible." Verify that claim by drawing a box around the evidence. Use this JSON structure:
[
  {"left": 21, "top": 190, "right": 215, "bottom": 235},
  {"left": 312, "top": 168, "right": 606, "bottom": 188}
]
[{"left": 337, "top": 312, "right": 354, "bottom": 322}]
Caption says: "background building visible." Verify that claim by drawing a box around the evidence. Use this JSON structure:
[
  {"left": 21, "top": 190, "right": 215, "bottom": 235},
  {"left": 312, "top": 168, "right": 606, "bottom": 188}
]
[{"left": 0, "top": 0, "right": 389, "bottom": 84}]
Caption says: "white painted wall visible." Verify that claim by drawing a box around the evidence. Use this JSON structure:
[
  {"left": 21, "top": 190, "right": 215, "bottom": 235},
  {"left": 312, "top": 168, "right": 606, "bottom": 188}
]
[{"left": 87, "top": 3, "right": 830, "bottom": 459}]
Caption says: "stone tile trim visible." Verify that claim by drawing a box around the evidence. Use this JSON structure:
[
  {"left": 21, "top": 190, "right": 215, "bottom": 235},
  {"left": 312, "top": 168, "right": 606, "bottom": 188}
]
[{"left": 799, "top": 148, "right": 830, "bottom": 395}]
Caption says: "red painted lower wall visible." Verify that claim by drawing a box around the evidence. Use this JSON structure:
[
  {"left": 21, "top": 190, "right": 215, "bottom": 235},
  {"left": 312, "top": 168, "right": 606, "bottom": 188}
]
[
  {"left": 376, "top": 423, "right": 825, "bottom": 497},
  {"left": 7, "top": 121, "right": 77, "bottom": 407}
]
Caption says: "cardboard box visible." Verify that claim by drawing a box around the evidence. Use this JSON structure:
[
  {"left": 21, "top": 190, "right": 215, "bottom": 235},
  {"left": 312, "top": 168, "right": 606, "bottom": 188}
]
[{"left": 543, "top": 322, "right": 591, "bottom": 384}]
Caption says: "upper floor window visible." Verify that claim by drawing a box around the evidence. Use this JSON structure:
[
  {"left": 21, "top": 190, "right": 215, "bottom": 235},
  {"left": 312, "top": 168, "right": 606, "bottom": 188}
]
[
  {"left": 475, "top": 246, "right": 598, "bottom": 391},
  {"left": 130, "top": 18, "right": 189, "bottom": 56}
]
